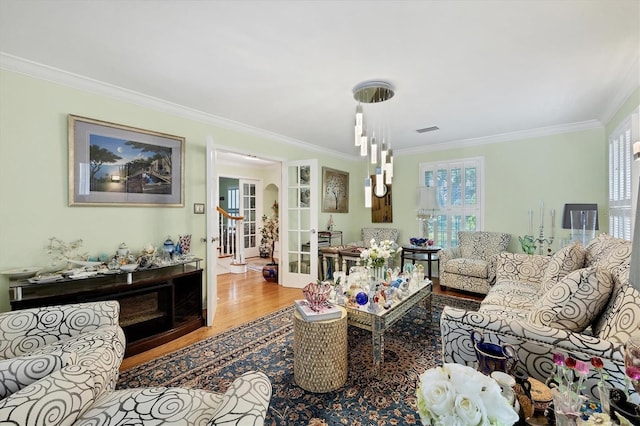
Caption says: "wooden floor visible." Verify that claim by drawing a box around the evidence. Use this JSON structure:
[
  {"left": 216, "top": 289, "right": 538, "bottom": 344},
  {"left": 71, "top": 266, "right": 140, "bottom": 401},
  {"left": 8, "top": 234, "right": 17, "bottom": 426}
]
[{"left": 120, "top": 270, "right": 482, "bottom": 371}]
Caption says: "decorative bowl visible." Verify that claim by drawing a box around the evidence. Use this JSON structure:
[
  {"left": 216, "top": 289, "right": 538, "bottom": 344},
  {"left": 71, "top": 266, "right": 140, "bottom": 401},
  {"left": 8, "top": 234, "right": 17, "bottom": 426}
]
[
  {"left": 66, "top": 259, "right": 104, "bottom": 268},
  {"left": 302, "top": 281, "right": 332, "bottom": 312},
  {"left": 1, "top": 266, "right": 41, "bottom": 280},
  {"left": 410, "top": 237, "right": 427, "bottom": 246},
  {"left": 119, "top": 263, "right": 138, "bottom": 273}
]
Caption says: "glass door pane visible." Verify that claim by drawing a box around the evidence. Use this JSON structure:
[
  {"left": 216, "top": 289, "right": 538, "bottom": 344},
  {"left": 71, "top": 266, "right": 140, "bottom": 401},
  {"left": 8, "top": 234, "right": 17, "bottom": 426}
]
[{"left": 283, "top": 160, "right": 318, "bottom": 288}]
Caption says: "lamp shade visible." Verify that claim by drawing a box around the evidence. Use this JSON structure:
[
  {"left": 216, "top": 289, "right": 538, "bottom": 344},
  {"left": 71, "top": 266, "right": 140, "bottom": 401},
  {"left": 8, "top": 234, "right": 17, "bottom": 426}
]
[
  {"left": 417, "top": 187, "right": 438, "bottom": 210},
  {"left": 561, "top": 203, "right": 599, "bottom": 230}
]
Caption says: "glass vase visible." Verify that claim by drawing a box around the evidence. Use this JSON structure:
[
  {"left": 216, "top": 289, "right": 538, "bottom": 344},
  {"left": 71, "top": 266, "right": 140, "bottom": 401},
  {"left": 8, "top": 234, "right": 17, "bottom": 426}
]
[
  {"left": 597, "top": 382, "right": 610, "bottom": 415},
  {"left": 371, "top": 266, "right": 385, "bottom": 282},
  {"left": 551, "top": 388, "right": 585, "bottom": 426}
]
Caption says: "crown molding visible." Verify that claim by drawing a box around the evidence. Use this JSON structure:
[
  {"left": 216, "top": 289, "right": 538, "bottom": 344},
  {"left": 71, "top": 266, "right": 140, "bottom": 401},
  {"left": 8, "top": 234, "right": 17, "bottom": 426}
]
[
  {"left": 396, "top": 120, "right": 604, "bottom": 156},
  {"left": 1, "top": 52, "right": 614, "bottom": 161},
  {"left": 599, "top": 58, "right": 640, "bottom": 126},
  {"left": 0, "top": 52, "right": 350, "bottom": 160}
]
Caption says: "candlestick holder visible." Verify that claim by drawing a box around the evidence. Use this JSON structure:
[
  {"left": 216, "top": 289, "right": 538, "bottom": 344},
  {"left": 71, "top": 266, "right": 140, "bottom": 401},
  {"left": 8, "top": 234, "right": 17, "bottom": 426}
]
[{"left": 527, "top": 225, "right": 554, "bottom": 255}]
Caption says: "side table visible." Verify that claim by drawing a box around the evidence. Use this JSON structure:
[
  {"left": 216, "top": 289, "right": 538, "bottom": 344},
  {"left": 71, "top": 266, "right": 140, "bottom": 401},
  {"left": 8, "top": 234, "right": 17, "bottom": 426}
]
[
  {"left": 293, "top": 306, "right": 348, "bottom": 393},
  {"left": 401, "top": 245, "right": 441, "bottom": 279}
]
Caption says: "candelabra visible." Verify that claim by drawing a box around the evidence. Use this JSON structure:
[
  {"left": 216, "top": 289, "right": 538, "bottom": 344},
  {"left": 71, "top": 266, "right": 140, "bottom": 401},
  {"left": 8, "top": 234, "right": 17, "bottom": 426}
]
[
  {"left": 526, "top": 201, "right": 555, "bottom": 255},
  {"left": 526, "top": 225, "right": 554, "bottom": 255}
]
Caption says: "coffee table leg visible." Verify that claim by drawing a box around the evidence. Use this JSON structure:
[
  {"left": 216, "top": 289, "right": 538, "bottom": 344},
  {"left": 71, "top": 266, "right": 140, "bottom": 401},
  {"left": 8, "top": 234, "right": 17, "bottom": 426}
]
[
  {"left": 424, "top": 293, "right": 432, "bottom": 323},
  {"left": 372, "top": 316, "right": 383, "bottom": 376}
]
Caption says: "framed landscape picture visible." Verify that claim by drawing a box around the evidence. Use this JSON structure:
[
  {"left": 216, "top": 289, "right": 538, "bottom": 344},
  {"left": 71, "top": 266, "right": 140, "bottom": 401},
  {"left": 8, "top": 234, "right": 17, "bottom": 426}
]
[
  {"left": 68, "top": 115, "right": 184, "bottom": 207},
  {"left": 322, "top": 167, "right": 349, "bottom": 213}
]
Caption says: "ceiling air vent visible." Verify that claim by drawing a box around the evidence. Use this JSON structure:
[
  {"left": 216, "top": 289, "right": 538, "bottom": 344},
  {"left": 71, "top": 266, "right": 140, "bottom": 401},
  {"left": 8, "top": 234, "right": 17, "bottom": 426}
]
[{"left": 416, "top": 126, "right": 439, "bottom": 134}]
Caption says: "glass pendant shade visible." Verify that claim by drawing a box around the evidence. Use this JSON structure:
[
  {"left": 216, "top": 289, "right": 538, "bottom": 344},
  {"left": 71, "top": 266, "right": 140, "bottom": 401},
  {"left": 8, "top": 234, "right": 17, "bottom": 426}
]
[
  {"left": 364, "top": 178, "right": 372, "bottom": 208},
  {"left": 355, "top": 105, "right": 363, "bottom": 146},
  {"left": 385, "top": 149, "right": 393, "bottom": 183},
  {"left": 360, "top": 133, "right": 368, "bottom": 156},
  {"left": 370, "top": 138, "right": 378, "bottom": 164},
  {"left": 375, "top": 168, "right": 385, "bottom": 197},
  {"left": 380, "top": 143, "right": 388, "bottom": 165}
]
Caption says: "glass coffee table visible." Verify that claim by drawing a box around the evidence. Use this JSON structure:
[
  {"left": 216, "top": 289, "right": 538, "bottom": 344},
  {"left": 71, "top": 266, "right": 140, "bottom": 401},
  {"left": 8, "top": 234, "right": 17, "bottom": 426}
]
[{"left": 338, "top": 280, "right": 433, "bottom": 375}]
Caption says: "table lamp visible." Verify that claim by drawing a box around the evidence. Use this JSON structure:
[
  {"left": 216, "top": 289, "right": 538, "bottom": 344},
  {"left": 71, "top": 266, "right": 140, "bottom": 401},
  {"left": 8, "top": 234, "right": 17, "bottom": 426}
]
[{"left": 417, "top": 187, "right": 438, "bottom": 238}]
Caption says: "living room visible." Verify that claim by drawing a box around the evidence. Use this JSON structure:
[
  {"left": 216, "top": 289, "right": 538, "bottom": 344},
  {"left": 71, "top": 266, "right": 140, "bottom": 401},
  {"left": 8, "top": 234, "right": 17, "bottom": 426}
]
[
  {"left": 1, "top": 1, "right": 638, "bottom": 310},
  {"left": 0, "top": 1, "right": 639, "bottom": 423}
]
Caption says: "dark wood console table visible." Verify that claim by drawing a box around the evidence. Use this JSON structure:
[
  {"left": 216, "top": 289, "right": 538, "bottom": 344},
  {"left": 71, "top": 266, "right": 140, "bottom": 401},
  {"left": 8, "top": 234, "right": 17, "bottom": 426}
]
[{"left": 9, "top": 260, "right": 204, "bottom": 357}]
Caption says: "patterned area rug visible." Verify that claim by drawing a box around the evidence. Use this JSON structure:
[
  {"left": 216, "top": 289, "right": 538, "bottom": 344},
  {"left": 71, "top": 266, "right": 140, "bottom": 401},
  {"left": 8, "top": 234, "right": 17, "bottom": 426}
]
[{"left": 118, "top": 294, "right": 480, "bottom": 425}]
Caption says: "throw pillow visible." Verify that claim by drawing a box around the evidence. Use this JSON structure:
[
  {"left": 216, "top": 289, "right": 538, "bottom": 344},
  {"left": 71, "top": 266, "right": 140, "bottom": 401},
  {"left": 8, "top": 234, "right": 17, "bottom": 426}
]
[
  {"left": 529, "top": 266, "right": 613, "bottom": 332},
  {"left": 539, "top": 242, "right": 586, "bottom": 295}
]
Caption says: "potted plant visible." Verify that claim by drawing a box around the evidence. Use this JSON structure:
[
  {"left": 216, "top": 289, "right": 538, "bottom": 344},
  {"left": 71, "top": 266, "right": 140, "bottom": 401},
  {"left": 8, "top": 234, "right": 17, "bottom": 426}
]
[{"left": 260, "top": 207, "right": 279, "bottom": 282}]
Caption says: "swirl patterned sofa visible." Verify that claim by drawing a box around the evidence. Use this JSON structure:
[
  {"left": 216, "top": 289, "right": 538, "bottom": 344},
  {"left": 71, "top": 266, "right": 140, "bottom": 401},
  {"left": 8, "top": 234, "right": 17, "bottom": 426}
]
[
  {"left": 438, "top": 231, "right": 512, "bottom": 295},
  {"left": 441, "top": 233, "right": 638, "bottom": 400},
  {"left": 0, "top": 301, "right": 273, "bottom": 425}
]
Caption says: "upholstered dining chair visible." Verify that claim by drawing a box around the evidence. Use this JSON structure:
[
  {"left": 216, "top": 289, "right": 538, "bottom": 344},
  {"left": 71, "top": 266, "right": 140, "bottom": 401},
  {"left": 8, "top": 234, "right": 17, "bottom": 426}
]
[
  {"left": 350, "top": 227, "right": 400, "bottom": 248},
  {"left": 438, "top": 231, "right": 511, "bottom": 295}
]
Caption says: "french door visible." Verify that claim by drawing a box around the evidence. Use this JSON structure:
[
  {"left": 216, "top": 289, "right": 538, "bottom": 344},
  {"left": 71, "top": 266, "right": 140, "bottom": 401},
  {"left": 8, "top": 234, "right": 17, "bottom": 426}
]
[
  {"left": 205, "top": 138, "right": 219, "bottom": 326},
  {"left": 282, "top": 159, "right": 319, "bottom": 288},
  {"left": 241, "top": 179, "right": 261, "bottom": 259}
]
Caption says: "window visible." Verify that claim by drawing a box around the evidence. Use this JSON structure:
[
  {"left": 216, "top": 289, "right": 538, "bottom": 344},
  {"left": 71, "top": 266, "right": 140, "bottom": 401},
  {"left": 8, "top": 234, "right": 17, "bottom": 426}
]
[
  {"left": 609, "top": 116, "right": 634, "bottom": 240},
  {"left": 419, "top": 157, "right": 484, "bottom": 248},
  {"left": 227, "top": 187, "right": 240, "bottom": 216}
]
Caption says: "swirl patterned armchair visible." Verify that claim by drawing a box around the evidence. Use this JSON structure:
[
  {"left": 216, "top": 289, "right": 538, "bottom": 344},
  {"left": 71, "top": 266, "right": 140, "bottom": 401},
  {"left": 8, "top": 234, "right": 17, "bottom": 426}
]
[
  {"left": 438, "top": 231, "right": 511, "bottom": 295},
  {"left": 441, "top": 234, "right": 638, "bottom": 401},
  {"left": 0, "top": 301, "right": 272, "bottom": 425},
  {"left": 0, "top": 365, "right": 272, "bottom": 426},
  {"left": 0, "top": 300, "right": 126, "bottom": 399}
]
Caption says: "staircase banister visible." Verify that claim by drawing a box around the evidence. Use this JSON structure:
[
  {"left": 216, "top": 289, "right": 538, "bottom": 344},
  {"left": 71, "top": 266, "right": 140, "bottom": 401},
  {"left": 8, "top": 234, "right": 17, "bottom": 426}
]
[{"left": 216, "top": 206, "right": 244, "bottom": 221}]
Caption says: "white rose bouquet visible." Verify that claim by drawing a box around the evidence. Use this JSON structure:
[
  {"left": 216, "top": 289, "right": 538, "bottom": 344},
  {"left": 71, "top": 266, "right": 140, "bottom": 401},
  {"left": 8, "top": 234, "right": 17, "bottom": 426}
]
[
  {"left": 416, "top": 363, "right": 519, "bottom": 426},
  {"left": 360, "top": 239, "right": 402, "bottom": 268}
]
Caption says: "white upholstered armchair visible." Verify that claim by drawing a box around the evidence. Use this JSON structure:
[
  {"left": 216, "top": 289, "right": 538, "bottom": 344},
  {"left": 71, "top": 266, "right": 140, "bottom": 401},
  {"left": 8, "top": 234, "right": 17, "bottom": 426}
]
[
  {"left": 0, "top": 300, "right": 126, "bottom": 400},
  {"left": 350, "top": 227, "right": 399, "bottom": 248},
  {"left": 0, "top": 302, "right": 272, "bottom": 425},
  {"left": 438, "top": 231, "right": 511, "bottom": 295}
]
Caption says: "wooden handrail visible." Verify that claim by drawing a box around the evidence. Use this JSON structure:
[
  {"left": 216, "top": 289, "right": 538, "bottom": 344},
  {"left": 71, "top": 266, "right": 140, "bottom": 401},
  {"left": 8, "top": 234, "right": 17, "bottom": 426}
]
[{"left": 216, "top": 206, "right": 244, "bottom": 221}]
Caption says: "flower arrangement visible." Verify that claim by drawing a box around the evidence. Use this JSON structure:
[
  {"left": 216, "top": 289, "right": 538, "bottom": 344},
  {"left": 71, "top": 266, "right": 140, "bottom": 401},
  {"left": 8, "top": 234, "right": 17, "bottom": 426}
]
[
  {"left": 46, "top": 237, "right": 88, "bottom": 263},
  {"left": 359, "top": 239, "right": 402, "bottom": 268},
  {"left": 416, "top": 363, "right": 519, "bottom": 426},
  {"left": 549, "top": 353, "right": 591, "bottom": 420},
  {"left": 551, "top": 353, "right": 591, "bottom": 393}
]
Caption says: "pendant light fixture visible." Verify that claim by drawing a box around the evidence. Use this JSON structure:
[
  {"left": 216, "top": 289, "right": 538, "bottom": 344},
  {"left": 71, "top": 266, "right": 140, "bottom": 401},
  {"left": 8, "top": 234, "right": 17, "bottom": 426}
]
[{"left": 353, "top": 80, "right": 395, "bottom": 208}]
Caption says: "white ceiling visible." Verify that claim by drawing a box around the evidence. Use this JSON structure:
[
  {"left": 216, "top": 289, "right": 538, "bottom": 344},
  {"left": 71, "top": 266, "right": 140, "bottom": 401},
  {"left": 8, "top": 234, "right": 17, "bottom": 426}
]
[{"left": 1, "top": 0, "right": 639, "bottom": 159}]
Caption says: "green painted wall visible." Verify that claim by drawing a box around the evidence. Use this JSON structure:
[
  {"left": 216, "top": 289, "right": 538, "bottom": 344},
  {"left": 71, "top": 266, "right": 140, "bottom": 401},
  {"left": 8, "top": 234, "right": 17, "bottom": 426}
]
[
  {"left": 389, "top": 128, "right": 607, "bottom": 255},
  {"left": 0, "top": 70, "right": 354, "bottom": 311},
  {"left": 1, "top": 68, "right": 637, "bottom": 312}
]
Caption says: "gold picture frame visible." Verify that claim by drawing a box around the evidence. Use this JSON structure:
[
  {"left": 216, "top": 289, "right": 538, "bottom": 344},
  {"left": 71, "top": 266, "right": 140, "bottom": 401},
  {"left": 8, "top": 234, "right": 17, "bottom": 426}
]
[
  {"left": 321, "top": 167, "right": 349, "bottom": 213},
  {"left": 68, "top": 115, "right": 185, "bottom": 207}
]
